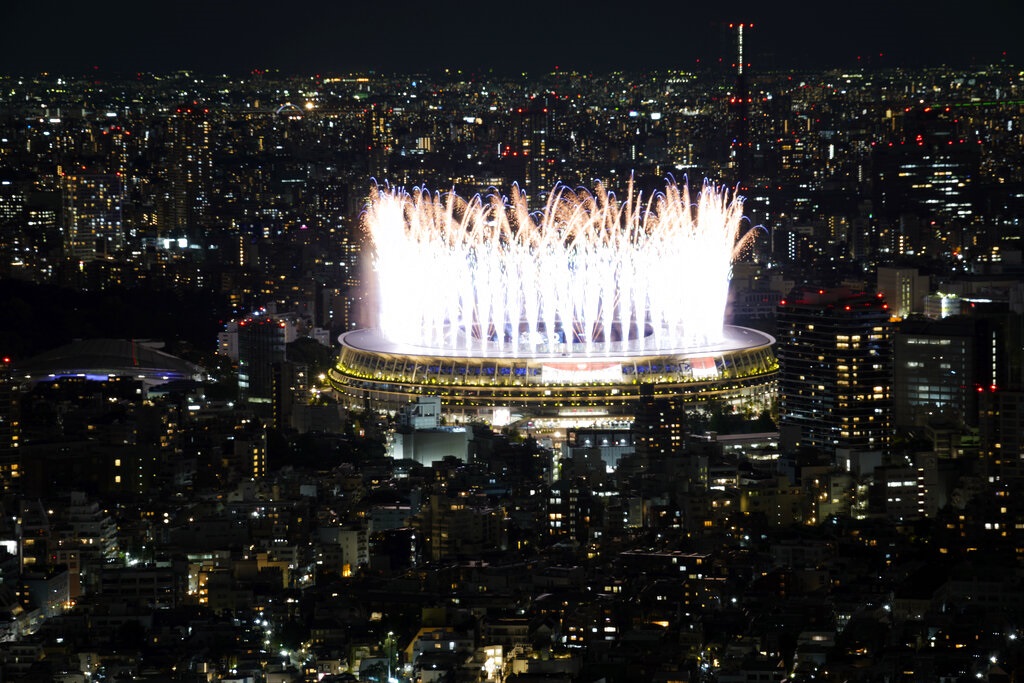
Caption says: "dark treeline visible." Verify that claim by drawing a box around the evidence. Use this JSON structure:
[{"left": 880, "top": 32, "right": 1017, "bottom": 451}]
[{"left": 0, "top": 279, "right": 230, "bottom": 362}]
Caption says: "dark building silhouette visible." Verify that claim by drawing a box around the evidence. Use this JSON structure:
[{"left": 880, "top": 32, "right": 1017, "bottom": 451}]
[
  {"left": 513, "top": 101, "right": 551, "bottom": 203},
  {"left": 978, "top": 310, "right": 1024, "bottom": 482},
  {"left": 238, "top": 317, "right": 287, "bottom": 411},
  {"left": 893, "top": 315, "right": 1001, "bottom": 428},
  {"left": 546, "top": 477, "right": 594, "bottom": 544},
  {"left": 272, "top": 360, "right": 309, "bottom": 431},
  {"left": 366, "top": 103, "right": 392, "bottom": 180},
  {"left": 0, "top": 357, "right": 19, "bottom": 493},
  {"left": 872, "top": 108, "right": 981, "bottom": 222}
]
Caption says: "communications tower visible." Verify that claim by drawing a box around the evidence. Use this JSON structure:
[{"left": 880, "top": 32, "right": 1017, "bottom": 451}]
[{"left": 728, "top": 22, "right": 753, "bottom": 188}]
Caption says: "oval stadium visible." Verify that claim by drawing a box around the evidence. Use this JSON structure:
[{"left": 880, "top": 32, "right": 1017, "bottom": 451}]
[{"left": 328, "top": 326, "right": 777, "bottom": 425}]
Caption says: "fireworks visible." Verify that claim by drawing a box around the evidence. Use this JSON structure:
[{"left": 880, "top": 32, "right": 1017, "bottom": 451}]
[{"left": 365, "top": 179, "right": 750, "bottom": 356}]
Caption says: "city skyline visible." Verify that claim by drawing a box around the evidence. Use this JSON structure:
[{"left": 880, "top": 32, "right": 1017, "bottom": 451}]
[
  {"left": 1, "top": 19, "right": 1024, "bottom": 681},
  {"left": 5, "top": 0, "right": 1023, "bottom": 76}
]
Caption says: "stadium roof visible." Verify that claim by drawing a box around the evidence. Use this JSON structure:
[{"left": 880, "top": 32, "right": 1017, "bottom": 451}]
[{"left": 14, "top": 338, "right": 204, "bottom": 385}]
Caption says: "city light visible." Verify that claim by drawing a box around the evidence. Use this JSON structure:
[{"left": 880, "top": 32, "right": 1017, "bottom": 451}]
[{"left": 365, "top": 179, "right": 751, "bottom": 357}]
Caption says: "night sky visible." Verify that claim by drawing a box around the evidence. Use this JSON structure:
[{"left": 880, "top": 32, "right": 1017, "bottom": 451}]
[{"left": 4, "top": 0, "right": 1022, "bottom": 75}]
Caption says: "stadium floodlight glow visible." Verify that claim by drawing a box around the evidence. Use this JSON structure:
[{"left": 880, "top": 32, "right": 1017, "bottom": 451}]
[{"left": 365, "top": 178, "right": 753, "bottom": 357}]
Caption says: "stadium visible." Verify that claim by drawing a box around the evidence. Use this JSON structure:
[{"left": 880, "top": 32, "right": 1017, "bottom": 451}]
[
  {"left": 13, "top": 338, "right": 204, "bottom": 392},
  {"left": 327, "top": 180, "right": 778, "bottom": 426},
  {"left": 329, "top": 326, "right": 776, "bottom": 425}
]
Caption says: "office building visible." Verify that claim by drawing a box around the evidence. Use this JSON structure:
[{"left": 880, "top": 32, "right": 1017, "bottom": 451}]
[
  {"left": 894, "top": 316, "right": 994, "bottom": 428},
  {"left": 237, "top": 317, "right": 287, "bottom": 409},
  {"left": 777, "top": 287, "right": 893, "bottom": 457}
]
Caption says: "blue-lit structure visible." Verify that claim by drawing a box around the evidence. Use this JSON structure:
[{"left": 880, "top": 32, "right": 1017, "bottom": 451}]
[{"left": 13, "top": 339, "right": 203, "bottom": 390}]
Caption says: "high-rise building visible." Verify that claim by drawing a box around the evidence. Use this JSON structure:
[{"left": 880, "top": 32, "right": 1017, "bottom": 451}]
[
  {"left": 272, "top": 360, "right": 309, "bottom": 431},
  {"left": 26, "top": 196, "right": 61, "bottom": 269},
  {"left": 0, "top": 181, "right": 28, "bottom": 270},
  {"left": 237, "top": 317, "right": 287, "bottom": 410},
  {"left": 61, "top": 172, "right": 123, "bottom": 261},
  {"left": 366, "top": 103, "right": 393, "bottom": 181},
  {"left": 777, "top": 287, "right": 893, "bottom": 457},
  {"left": 514, "top": 102, "right": 551, "bottom": 203},
  {"left": 727, "top": 22, "right": 753, "bottom": 185},
  {"left": 0, "top": 357, "right": 21, "bottom": 493},
  {"left": 978, "top": 311, "right": 1024, "bottom": 482},
  {"left": 894, "top": 316, "right": 996, "bottom": 428},
  {"left": 338, "top": 232, "right": 362, "bottom": 330},
  {"left": 981, "top": 389, "right": 1024, "bottom": 482},
  {"left": 166, "top": 104, "right": 212, "bottom": 240}
]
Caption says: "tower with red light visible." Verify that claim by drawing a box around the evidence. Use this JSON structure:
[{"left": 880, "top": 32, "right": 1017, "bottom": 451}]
[{"left": 728, "top": 22, "right": 754, "bottom": 188}]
